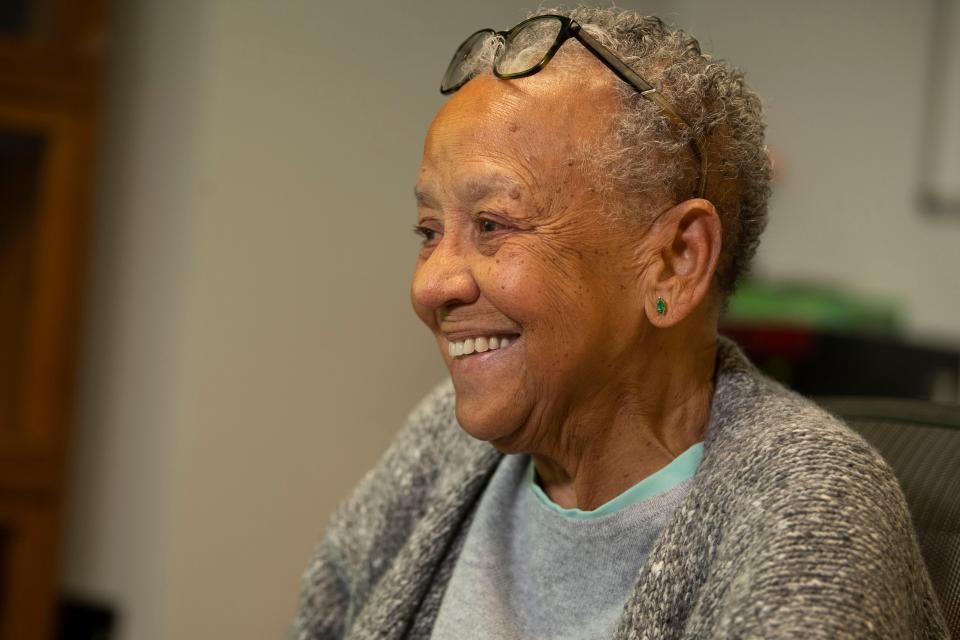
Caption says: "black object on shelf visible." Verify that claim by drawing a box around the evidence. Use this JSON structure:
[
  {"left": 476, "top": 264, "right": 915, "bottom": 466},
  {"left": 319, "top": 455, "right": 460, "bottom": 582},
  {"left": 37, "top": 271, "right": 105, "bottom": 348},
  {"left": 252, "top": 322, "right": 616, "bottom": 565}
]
[
  {"left": 57, "top": 596, "right": 115, "bottom": 640},
  {"left": 722, "top": 324, "right": 960, "bottom": 402}
]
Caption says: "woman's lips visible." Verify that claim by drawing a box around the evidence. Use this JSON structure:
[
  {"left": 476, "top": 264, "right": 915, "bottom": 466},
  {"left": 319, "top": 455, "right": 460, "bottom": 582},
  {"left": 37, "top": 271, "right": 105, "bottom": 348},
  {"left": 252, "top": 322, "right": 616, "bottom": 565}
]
[
  {"left": 446, "top": 334, "right": 521, "bottom": 373},
  {"left": 446, "top": 333, "right": 519, "bottom": 358}
]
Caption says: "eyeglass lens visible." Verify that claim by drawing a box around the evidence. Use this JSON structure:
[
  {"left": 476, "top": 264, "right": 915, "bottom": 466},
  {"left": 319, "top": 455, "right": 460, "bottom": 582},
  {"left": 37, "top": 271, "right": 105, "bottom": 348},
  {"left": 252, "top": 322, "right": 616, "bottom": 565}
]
[
  {"left": 495, "top": 17, "right": 563, "bottom": 76},
  {"left": 441, "top": 30, "right": 492, "bottom": 93}
]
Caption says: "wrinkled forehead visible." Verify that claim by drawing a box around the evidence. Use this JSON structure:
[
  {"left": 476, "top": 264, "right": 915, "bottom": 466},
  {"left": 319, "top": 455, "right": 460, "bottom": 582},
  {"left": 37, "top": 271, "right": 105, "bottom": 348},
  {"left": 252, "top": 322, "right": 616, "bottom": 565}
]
[{"left": 421, "top": 65, "right": 620, "bottom": 191}]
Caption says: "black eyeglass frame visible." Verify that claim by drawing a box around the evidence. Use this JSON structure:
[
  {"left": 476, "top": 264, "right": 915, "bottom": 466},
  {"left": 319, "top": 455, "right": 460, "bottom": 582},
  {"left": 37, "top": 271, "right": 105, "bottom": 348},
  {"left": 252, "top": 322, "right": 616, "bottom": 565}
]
[{"left": 440, "top": 14, "right": 707, "bottom": 198}]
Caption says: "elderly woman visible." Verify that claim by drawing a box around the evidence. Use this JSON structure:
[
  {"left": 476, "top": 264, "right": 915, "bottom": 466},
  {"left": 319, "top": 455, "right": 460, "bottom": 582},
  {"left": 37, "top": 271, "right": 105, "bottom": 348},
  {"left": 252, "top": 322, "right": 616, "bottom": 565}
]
[{"left": 293, "top": 7, "right": 947, "bottom": 639}]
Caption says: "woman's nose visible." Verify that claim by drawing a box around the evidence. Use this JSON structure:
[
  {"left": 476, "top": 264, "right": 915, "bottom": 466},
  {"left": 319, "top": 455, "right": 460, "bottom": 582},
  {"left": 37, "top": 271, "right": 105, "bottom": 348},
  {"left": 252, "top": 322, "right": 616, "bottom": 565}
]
[{"left": 411, "top": 234, "right": 480, "bottom": 319}]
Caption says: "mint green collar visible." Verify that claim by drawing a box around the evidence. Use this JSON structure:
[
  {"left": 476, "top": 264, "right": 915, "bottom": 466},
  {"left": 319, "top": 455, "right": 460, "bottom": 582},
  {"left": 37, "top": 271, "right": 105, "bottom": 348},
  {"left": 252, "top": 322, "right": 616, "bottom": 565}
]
[{"left": 528, "top": 442, "right": 704, "bottom": 520}]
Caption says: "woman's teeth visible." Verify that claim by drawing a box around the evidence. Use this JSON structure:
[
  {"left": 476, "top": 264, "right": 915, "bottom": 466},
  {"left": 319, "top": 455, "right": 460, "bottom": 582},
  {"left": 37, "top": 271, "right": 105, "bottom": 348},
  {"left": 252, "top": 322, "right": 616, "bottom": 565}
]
[{"left": 447, "top": 335, "right": 513, "bottom": 358}]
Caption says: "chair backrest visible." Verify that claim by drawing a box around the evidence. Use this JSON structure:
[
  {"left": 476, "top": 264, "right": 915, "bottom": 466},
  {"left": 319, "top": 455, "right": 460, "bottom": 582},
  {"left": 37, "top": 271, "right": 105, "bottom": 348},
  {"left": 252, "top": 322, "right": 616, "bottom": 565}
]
[{"left": 817, "top": 397, "right": 960, "bottom": 638}]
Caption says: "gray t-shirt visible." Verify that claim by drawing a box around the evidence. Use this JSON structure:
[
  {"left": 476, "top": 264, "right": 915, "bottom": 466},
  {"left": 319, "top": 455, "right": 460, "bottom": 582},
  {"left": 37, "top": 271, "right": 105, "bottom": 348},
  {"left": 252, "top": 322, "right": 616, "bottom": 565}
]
[{"left": 430, "top": 444, "right": 703, "bottom": 640}]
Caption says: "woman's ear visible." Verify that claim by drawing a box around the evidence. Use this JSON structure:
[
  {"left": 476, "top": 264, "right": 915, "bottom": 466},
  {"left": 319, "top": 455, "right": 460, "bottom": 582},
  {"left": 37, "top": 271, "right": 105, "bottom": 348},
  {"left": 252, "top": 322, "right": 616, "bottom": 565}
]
[{"left": 643, "top": 198, "right": 722, "bottom": 328}]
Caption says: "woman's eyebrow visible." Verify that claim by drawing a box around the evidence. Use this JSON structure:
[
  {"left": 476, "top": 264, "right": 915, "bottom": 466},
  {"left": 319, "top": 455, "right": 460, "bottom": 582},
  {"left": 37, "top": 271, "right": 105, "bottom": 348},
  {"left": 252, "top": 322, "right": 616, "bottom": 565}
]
[
  {"left": 458, "top": 175, "right": 524, "bottom": 203},
  {"left": 415, "top": 175, "right": 527, "bottom": 210},
  {"left": 414, "top": 185, "right": 438, "bottom": 209}
]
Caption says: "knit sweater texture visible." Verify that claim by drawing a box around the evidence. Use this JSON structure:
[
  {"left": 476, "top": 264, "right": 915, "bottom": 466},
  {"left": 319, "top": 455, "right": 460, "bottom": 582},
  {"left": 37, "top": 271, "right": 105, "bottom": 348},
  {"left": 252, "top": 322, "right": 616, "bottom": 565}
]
[{"left": 292, "top": 337, "right": 949, "bottom": 639}]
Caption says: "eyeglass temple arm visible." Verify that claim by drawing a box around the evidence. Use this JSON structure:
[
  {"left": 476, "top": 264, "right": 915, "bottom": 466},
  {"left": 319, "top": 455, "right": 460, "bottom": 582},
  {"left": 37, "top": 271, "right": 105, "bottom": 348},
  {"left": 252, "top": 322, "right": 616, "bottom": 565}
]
[{"left": 573, "top": 26, "right": 708, "bottom": 198}]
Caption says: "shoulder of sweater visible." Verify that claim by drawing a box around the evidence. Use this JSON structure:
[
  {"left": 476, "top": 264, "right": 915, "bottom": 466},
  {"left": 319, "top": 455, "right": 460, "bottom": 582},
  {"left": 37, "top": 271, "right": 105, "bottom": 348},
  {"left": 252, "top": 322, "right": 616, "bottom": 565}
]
[
  {"left": 392, "top": 376, "right": 497, "bottom": 471},
  {"left": 340, "top": 377, "right": 494, "bottom": 503},
  {"left": 688, "top": 341, "right": 942, "bottom": 637},
  {"left": 319, "top": 378, "right": 497, "bottom": 581},
  {"left": 711, "top": 336, "right": 888, "bottom": 468},
  {"left": 706, "top": 338, "right": 906, "bottom": 524}
]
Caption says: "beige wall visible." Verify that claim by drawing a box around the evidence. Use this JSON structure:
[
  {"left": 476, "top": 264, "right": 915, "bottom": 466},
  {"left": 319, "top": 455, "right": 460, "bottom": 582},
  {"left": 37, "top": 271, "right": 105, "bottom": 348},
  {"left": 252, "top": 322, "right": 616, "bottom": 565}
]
[
  {"left": 59, "top": 1, "right": 213, "bottom": 638},
  {"left": 674, "top": 0, "right": 957, "bottom": 341},
  {"left": 60, "top": 1, "right": 956, "bottom": 639}
]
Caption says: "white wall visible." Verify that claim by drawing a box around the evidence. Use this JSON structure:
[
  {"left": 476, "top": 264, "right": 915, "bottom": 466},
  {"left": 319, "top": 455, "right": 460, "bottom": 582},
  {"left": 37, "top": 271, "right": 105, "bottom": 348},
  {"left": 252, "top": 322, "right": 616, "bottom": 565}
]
[
  {"left": 666, "top": 0, "right": 957, "bottom": 340},
  {"left": 60, "top": 1, "right": 956, "bottom": 639},
  {"left": 61, "top": 1, "right": 527, "bottom": 639},
  {"left": 59, "top": 1, "right": 212, "bottom": 638}
]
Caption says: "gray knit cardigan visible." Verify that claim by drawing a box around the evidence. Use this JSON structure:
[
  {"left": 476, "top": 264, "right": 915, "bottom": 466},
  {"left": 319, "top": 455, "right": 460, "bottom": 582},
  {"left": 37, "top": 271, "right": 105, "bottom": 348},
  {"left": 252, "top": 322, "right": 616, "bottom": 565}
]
[{"left": 292, "top": 337, "right": 949, "bottom": 639}]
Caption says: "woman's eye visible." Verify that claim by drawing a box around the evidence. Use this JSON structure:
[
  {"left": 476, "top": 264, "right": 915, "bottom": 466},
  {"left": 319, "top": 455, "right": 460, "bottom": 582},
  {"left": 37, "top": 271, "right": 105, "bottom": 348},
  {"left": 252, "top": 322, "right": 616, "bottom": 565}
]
[
  {"left": 413, "top": 225, "right": 439, "bottom": 243},
  {"left": 479, "top": 218, "right": 503, "bottom": 233}
]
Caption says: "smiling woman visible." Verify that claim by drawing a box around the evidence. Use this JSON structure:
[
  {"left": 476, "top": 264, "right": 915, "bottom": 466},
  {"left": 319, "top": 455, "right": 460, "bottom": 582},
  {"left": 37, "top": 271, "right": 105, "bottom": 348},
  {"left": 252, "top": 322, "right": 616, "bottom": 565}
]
[
  {"left": 410, "top": 71, "right": 717, "bottom": 469},
  {"left": 291, "top": 6, "right": 948, "bottom": 640}
]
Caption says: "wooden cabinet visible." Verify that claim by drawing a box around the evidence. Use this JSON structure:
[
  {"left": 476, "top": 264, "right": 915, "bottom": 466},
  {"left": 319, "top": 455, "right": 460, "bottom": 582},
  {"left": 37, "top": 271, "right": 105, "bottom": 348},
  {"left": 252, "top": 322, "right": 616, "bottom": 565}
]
[{"left": 0, "top": 1, "right": 106, "bottom": 638}]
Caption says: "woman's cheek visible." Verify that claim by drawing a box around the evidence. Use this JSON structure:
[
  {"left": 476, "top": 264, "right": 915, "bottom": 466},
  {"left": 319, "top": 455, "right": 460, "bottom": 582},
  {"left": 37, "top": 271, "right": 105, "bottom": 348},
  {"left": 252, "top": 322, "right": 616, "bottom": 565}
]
[
  {"left": 494, "top": 257, "right": 582, "bottom": 344},
  {"left": 482, "top": 250, "right": 542, "bottom": 312}
]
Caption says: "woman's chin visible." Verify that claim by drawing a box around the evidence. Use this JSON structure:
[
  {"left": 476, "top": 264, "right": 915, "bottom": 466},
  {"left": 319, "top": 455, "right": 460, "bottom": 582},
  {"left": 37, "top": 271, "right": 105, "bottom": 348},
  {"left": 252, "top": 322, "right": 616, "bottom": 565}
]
[{"left": 453, "top": 399, "right": 525, "bottom": 447}]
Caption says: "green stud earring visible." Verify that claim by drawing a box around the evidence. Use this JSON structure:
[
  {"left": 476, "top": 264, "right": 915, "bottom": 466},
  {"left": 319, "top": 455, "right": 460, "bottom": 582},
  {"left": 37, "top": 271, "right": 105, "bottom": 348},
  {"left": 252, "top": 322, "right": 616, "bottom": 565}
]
[{"left": 656, "top": 296, "right": 667, "bottom": 316}]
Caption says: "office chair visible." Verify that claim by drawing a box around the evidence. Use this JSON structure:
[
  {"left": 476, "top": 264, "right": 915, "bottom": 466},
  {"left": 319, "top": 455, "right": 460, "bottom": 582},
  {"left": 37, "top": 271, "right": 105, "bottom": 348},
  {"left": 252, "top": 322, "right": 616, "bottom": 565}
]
[{"left": 817, "top": 397, "right": 960, "bottom": 638}]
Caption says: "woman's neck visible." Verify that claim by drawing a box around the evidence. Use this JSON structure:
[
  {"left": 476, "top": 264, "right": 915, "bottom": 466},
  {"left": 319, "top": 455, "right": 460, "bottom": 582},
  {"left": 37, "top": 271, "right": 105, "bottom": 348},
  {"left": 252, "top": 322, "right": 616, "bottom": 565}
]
[{"left": 530, "top": 333, "right": 717, "bottom": 511}]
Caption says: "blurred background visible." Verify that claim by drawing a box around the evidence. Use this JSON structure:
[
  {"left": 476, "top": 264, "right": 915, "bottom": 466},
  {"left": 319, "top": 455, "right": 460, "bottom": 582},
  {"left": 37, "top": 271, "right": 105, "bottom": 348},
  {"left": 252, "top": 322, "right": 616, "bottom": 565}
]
[{"left": 1, "top": 0, "right": 958, "bottom": 638}]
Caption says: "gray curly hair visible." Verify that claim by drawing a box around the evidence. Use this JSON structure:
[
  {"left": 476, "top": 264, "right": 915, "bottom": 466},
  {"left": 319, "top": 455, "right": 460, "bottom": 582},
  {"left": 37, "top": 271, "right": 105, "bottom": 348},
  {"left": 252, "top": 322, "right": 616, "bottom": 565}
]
[{"left": 460, "top": 6, "right": 772, "bottom": 298}]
